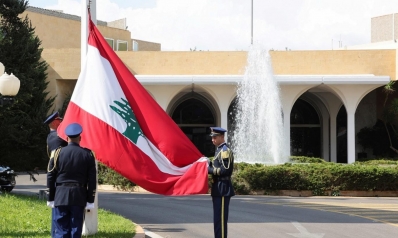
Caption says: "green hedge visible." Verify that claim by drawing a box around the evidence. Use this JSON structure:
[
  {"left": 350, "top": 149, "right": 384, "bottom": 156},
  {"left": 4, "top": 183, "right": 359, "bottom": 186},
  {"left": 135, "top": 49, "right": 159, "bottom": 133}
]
[
  {"left": 98, "top": 157, "right": 398, "bottom": 196},
  {"left": 290, "top": 156, "right": 326, "bottom": 163},
  {"left": 232, "top": 158, "right": 398, "bottom": 195},
  {"left": 97, "top": 162, "right": 136, "bottom": 190}
]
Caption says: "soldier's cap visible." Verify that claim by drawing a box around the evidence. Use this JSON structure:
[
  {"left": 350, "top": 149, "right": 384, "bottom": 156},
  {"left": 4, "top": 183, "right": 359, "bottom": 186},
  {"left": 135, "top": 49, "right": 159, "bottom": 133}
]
[
  {"left": 43, "top": 111, "right": 62, "bottom": 124},
  {"left": 65, "top": 123, "right": 83, "bottom": 138},
  {"left": 209, "top": 127, "right": 227, "bottom": 137}
]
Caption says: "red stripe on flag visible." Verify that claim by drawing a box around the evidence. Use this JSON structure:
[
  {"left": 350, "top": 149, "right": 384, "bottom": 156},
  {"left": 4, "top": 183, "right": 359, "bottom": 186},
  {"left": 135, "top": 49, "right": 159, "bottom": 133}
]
[{"left": 61, "top": 102, "right": 208, "bottom": 195}]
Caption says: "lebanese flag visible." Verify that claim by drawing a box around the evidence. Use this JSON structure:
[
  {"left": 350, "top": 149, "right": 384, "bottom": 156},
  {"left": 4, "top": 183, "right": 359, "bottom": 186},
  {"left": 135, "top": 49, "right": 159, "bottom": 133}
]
[{"left": 57, "top": 18, "right": 208, "bottom": 195}]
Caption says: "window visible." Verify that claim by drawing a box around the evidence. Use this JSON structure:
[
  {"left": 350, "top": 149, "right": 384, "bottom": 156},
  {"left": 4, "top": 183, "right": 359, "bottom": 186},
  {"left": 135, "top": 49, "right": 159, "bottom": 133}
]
[
  {"left": 132, "top": 40, "right": 139, "bottom": 51},
  {"left": 117, "top": 40, "right": 128, "bottom": 51},
  {"left": 105, "top": 38, "right": 114, "bottom": 50}
]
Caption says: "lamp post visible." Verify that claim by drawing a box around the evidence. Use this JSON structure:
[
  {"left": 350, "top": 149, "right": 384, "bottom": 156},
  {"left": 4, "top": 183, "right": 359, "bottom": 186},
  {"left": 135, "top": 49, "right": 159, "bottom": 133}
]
[{"left": 0, "top": 62, "right": 20, "bottom": 106}]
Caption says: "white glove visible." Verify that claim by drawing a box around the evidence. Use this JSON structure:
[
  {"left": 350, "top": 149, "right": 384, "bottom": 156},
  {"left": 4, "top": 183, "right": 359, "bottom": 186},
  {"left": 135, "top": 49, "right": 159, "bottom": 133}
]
[
  {"left": 47, "top": 201, "right": 54, "bottom": 208},
  {"left": 85, "top": 202, "right": 95, "bottom": 210}
]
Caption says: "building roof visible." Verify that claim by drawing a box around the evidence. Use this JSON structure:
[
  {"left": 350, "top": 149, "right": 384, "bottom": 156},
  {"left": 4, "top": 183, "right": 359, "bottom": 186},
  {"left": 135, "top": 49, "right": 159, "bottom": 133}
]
[{"left": 27, "top": 6, "right": 107, "bottom": 26}]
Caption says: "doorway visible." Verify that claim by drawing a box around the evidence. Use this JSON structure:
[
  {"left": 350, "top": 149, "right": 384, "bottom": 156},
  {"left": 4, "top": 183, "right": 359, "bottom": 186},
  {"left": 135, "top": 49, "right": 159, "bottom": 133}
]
[
  {"left": 171, "top": 94, "right": 216, "bottom": 157},
  {"left": 290, "top": 99, "right": 321, "bottom": 158}
]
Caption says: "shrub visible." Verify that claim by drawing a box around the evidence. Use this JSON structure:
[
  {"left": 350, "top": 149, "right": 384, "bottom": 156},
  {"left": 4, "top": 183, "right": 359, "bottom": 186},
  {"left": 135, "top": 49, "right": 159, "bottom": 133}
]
[
  {"left": 231, "top": 156, "right": 398, "bottom": 195},
  {"left": 98, "top": 156, "right": 398, "bottom": 195},
  {"left": 97, "top": 163, "right": 136, "bottom": 190},
  {"left": 289, "top": 156, "right": 326, "bottom": 163}
]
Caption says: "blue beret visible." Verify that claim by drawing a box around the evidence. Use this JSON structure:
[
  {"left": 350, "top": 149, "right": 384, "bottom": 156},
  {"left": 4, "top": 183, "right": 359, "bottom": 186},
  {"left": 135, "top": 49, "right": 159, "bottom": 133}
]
[
  {"left": 209, "top": 127, "right": 227, "bottom": 137},
  {"left": 65, "top": 123, "right": 83, "bottom": 138},
  {"left": 43, "top": 111, "right": 62, "bottom": 124}
]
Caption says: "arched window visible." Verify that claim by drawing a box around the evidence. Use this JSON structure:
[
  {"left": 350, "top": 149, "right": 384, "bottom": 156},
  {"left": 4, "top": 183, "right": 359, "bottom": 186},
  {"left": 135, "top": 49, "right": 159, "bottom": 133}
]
[
  {"left": 171, "top": 94, "right": 216, "bottom": 156},
  {"left": 172, "top": 98, "right": 214, "bottom": 125},
  {"left": 290, "top": 99, "right": 321, "bottom": 157}
]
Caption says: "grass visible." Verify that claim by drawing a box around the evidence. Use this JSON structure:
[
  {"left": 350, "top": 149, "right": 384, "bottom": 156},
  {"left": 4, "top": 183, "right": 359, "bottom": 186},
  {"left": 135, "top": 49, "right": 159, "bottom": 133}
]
[{"left": 0, "top": 193, "right": 136, "bottom": 238}]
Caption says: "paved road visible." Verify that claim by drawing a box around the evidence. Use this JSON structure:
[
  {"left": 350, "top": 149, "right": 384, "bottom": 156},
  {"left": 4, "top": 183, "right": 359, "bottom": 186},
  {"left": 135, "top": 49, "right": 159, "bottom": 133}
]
[{"left": 12, "top": 173, "right": 398, "bottom": 238}]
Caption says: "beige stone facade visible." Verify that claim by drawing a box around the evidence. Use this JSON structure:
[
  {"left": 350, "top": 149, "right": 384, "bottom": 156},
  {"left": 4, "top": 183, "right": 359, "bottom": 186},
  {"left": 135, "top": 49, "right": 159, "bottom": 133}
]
[
  {"left": 43, "top": 49, "right": 397, "bottom": 80},
  {"left": 22, "top": 7, "right": 160, "bottom": 51},
  {"left": 26, "top": 6, "right": 397, "bottom": 102},
  {"left": 131, "top": 39, "right": 161, "bottom": 51},
  {"left": 270, "top": 50, "right": 396, "bottom": 79},
  {"left": 371, "top": 13, "right": 398, "bottom": 43},
  {"left": 25, "top": 6, "right": 398, "bottom": 163}
]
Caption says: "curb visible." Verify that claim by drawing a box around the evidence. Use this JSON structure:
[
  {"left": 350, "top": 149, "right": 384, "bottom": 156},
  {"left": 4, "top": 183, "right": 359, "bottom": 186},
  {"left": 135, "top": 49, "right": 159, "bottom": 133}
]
[
  {"left": 98, "top": 184, "right": 150, "bottom": 193},
  {"left": 134, "top": 223, "right": 145, "bottom": 238},
  {"left": 97, "top": 185, "right": 148, "bottom": 238},
  {"left": 251, "top": 190, "right": 398, "bottom": 197}
]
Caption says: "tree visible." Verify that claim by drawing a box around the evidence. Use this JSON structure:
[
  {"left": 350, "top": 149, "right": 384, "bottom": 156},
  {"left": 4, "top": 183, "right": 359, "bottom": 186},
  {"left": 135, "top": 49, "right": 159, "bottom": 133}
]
[
  {"left": 381, "top": 81, "right": 398, "bottom": 155},
  {"left": 0, "top": 0, "right": 54, "bottom": 171},
  {"left": 368, "top": 81, "right": 398, "bottom": 158}
]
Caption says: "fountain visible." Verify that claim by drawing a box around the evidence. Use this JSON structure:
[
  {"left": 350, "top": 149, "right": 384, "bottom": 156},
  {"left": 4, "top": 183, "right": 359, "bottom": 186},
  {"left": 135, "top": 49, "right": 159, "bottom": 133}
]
[{"left": 232, "top": 45, "right": 289, "bottom": 164}]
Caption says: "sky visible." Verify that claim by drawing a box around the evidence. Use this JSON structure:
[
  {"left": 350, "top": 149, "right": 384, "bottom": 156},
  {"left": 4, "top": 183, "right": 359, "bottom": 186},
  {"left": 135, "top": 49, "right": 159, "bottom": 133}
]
[{"left": 27, "top": 0, "right": 398, "bottom": 51}]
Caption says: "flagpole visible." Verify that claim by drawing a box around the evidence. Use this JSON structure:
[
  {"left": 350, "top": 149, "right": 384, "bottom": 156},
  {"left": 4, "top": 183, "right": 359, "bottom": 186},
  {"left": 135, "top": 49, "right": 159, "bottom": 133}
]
[
  {"left": 251, "top": 0, "right": 253, "bottom": 45},
  {"left": 81, "top": 0, "right": 98, "bottom": 235},
  {"left": 81, "top": 0, "right": 87, "bottom": 70}
]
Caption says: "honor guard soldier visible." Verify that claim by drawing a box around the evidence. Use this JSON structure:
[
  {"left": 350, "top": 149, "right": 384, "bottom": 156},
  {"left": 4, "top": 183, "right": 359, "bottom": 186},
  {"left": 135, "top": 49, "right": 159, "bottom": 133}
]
[
  {"left": 43, "top": 111, "right": 67, "bottom": 237},
  {"left": 44, "top": 111, "right": 68, "bottom": 157},
  {"left": 47, "top": 123, "right": 97, "bottom": 238},
  {"left": 208, "top": 127, "right": 235, "bottom": 238}
]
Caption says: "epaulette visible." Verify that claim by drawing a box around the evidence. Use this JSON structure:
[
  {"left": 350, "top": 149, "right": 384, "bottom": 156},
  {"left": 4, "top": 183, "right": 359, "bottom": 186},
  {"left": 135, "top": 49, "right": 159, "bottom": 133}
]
[{"left": 221, "top": 145, "right": 230, "bottom": 159}]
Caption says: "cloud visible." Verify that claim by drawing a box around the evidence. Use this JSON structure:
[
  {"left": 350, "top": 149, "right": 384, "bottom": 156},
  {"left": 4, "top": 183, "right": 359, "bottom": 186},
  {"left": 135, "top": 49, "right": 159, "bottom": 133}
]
[{"left": 36, "top": 0, "right": 398, "bottom": 51}]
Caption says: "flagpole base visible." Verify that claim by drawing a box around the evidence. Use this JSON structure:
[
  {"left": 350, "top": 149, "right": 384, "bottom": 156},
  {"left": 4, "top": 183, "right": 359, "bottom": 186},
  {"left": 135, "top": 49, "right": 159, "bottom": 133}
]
[{"left": 82, "top": 206, "right": 98, "bottom": 235}]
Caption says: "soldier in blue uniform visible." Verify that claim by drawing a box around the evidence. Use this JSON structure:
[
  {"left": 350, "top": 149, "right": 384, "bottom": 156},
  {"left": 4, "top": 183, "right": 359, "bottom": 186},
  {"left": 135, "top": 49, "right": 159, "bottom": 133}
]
[
  {"left": 47, "top": 123, "right": 97, "bottom": 238},
  {"left": 43, "top": 111, "right": 68, "bottom": 236},
  {"left": 208, "top": 127, "right": 235, "bottom": 238}
]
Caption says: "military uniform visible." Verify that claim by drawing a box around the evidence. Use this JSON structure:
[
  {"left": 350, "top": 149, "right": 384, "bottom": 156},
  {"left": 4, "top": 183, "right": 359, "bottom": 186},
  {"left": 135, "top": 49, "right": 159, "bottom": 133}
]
[
  {"left": 43, "top": 111, "right": 67, "bottom": 237},
  {"left": 208, "top": 127, "right": 235, "bottom": 238},
  {"left": 47, "top": 123, "right": 97, "bottom": 238},
  {"left": 46, "top": 130, "right": 68, "bottom": 156},
  {"left": 44, "top": 111, "right": 68, "bottom": 157}
]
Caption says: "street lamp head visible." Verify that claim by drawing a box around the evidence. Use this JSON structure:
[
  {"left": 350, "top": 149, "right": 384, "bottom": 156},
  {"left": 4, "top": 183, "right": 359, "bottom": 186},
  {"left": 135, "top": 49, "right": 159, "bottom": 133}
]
[
  {"left": 0, "top": 72, "right": 20, "bottom": 96},
  {"left": 0, "top": 72, "right": 20, "bottom": 106}
]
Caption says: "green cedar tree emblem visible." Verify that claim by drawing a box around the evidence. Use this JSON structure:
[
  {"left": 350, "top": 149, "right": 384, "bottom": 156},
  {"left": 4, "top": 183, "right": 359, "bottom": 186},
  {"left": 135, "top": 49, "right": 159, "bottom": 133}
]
[{"left": 110, "top": 98, "right": 144, "bottom": 144}]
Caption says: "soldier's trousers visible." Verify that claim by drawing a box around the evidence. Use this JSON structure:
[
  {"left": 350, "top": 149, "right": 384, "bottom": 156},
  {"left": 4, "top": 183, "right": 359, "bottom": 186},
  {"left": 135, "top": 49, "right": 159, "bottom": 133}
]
[
  {"left": 53, "top": 205, "right": 85, "bottom": 238},
  {"left": 212, "top": 196, "right": 231, "bottom": 238},
  {"left": 51, "top": 208, "right": 56, "bottom": 237}
]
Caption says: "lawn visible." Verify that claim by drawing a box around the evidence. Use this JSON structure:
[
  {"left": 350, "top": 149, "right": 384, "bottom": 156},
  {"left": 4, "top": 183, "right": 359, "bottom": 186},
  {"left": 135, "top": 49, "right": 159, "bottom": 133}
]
[{"left": 0, "top": 193, "right": 136, "bottom": 238}]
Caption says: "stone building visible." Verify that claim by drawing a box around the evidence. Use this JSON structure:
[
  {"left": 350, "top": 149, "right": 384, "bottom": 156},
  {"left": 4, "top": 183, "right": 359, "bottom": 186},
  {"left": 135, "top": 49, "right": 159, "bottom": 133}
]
[{"left": 24, "top": 6, "right": 398, "bottom": 163}]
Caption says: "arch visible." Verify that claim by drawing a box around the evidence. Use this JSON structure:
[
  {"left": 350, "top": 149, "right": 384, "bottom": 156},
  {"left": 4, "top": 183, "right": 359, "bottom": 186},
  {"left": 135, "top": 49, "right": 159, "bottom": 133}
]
[
  {"left": 323, "top": 84, "right": 382, "bottom": 114},
  {"left": 169, "top": 92, "right": 217, "bottom": 124},
  {"left": 168, "top": 87, "right": 220, "bottom": 156},
  {"left": 166, "top": 85, "right": 221, "bottom": 125},
  {"left": 290, "top": 98, "right": 322, "bottom": 158}
]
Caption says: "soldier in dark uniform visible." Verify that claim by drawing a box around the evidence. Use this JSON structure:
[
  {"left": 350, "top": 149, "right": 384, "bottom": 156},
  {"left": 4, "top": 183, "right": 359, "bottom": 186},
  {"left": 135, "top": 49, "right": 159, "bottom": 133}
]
[
  {"left": 208, "top": 127, "right": 235, "bottom": 238},
  {"left": 43, "top": 111, "right": 67, "bottom": 237},
  {"left": 44, "top": 111, "right": 68, "bottom": 157},
  {"left": 47, "top": 123, "right": 97, "bottom": 238}
]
